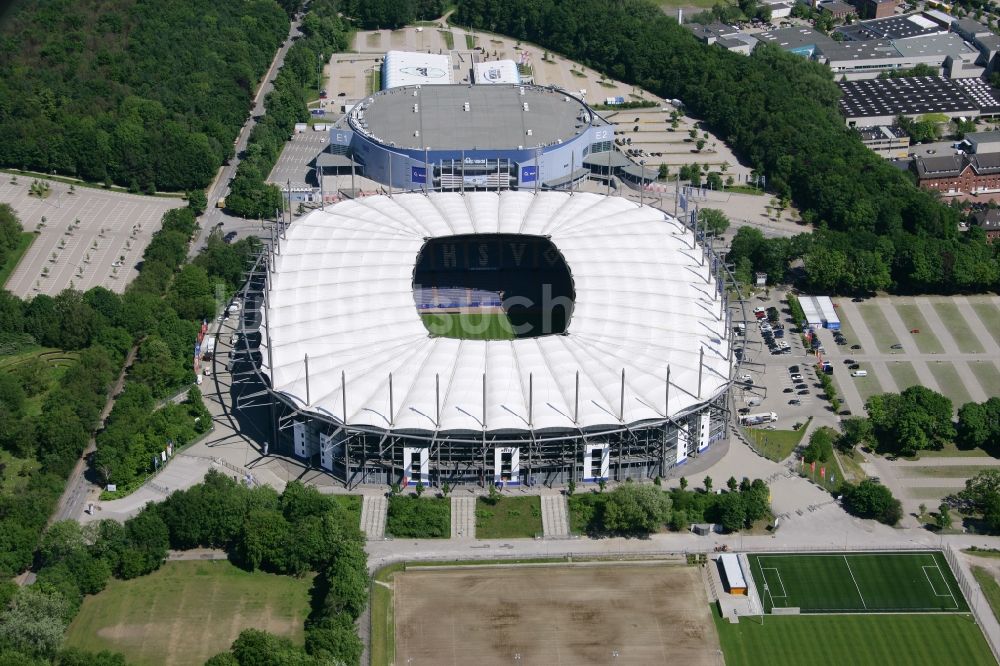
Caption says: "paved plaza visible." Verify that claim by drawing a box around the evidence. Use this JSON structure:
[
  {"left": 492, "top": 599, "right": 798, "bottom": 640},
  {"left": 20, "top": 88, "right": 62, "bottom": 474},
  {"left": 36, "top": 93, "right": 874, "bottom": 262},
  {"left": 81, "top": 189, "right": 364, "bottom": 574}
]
[{"left": 0, "top": 176, "right": 180, "bottom": 297}]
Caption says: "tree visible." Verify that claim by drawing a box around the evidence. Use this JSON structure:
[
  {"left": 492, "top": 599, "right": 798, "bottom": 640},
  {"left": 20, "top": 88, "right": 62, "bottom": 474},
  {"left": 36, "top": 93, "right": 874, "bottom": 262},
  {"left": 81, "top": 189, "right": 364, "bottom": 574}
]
[
  {"left": 698, "top": 208, "right": 729, "bottom": 235},
  {"left": 717, "top": 492, "right": 746, "bottom": 532},
  {"left": 679, "top": 476, "right": 688, "bottom": 491},
  {"left": 864, "top": 387, "right": 955, "bottom": 456},
  {"left": 187, "top": 190, "right": 208, "bottom": 216},
  {"left": 726, "top": 476, "right": 738, "bottom": 491},
  {"left": 601, "top": 484, "right": 671, "bottom": 534},
  {"left": 703, "top": 476, "right": 713, "bottom": 493},
  {"left": 305, "top": 613, "right": 363, "bottom": 665},
  {"left": 842, "top": 480, "right": 902, "bottom": 525},
  {"left": 936, "top": 503, "right": 951, "bottom": 530},
  {"left": 0, "top": 586, "right": 69, "bottom": 658},
  {"left": 803, "top": 428, "right": 834, "bottom": 464}
]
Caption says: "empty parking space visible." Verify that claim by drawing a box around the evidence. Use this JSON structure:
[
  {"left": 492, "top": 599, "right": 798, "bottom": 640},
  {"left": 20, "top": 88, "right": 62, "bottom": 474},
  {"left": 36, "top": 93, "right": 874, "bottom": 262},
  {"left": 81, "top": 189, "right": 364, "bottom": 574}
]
[
  {"left": 894, "top": 304, "right": 944, "bottom": 354},
  {"left": 0, "top": 177, "right": 180, "bottom": 297},
  {"left": 970, "top": 361, "right": 1000, "bottom": 399},
  {"left": 926, "top": 362, "right": 972, "bottom": 409},
  {"left": 886, "top": 361, "right": 921, "bottom": 392},
  {"left": 856, "top": 303, "right": 896, "bottom": 350},
  {"left": 971, "top": 302, "right": 1000, "bottom": 350},
  {"left": 932, "top": 301, "right": 984, "bottom": 354}
]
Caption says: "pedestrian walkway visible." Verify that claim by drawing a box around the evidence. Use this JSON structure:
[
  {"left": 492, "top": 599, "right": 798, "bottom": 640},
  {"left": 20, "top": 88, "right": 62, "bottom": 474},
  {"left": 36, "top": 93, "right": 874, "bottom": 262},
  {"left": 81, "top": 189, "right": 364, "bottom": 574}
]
[
  {"left": 541, "top": 495, "right": 570, "bottom": 538},
  {"left": 451, "top": 496, "right": 476, "bottom": 539},
  {"left": 360, "top": 495, "right": 387, "bottom": 540}
]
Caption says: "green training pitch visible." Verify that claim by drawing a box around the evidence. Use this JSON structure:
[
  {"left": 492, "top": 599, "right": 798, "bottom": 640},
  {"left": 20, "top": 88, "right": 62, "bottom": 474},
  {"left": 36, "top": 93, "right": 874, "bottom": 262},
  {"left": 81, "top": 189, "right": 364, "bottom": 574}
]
[
  {"left": 64, "top": 560, "right": 312, "bottom": 666},
  {"left": 713, "top": 606, "right": 994, "bottom": 666},
  {"left": 748, "top": 551, "right": 968, "bottom": 613},
  {"left": 420, "top": 311, "right": 515, "bottom": 340}
]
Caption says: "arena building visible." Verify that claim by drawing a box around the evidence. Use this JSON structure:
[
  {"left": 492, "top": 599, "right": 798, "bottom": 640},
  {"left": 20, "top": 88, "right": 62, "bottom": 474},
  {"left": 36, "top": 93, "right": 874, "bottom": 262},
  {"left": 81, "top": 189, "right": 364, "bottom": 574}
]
[
  {"left": 330, "top": 83, "right": 613, "bottom": 191},
  {"left": 238, "top": 191, "right": 739, "bottom": 488}
]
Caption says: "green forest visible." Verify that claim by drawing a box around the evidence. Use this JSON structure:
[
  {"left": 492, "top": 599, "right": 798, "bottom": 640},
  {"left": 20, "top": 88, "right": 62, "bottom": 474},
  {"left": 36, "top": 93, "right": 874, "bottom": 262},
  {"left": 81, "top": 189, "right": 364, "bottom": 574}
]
[
  {"left": 0, "top": 0, "right": 290, "bottom": 192},
  {"left": 453, "top": 0, "right": 1000, "bottom": 294}
]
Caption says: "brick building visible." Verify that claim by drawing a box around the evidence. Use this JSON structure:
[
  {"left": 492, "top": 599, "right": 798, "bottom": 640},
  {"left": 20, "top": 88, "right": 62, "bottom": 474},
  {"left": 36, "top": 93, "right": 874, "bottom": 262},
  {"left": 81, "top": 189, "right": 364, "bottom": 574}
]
[
  {"left": 971, "top": 208, "right": 1000, "bottom": 243},
  {"left": 913, "top": 152, "right": 1000, "bottom": 196}
]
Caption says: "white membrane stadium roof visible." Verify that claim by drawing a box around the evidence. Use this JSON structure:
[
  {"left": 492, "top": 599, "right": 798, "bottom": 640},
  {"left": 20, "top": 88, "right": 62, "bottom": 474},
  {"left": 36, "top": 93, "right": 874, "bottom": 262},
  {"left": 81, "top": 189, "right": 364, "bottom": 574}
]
[{"left": 262, "top": 192, "right": 732, "bottom": 434}]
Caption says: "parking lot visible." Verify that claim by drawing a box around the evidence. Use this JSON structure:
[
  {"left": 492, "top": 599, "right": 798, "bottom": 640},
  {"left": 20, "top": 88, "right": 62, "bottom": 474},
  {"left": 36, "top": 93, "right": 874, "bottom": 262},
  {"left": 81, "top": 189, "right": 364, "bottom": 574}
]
[
  {"left": 268, "top": 131, "right": 330, "bottom": 189},
  {"left": 0, "top": 176, "right": 181, "bottom": 297},
  {"left": 730, "top": 296, "right": 824, "bottom": 432}
]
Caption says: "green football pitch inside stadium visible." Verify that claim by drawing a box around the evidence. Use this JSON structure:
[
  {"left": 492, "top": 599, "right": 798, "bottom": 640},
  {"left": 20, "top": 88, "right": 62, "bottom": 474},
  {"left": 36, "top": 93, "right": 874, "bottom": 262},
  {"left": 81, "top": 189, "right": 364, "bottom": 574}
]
[
  {"left": 747, "top": 551, "right": 969, "bottom": 613},
  {"left": 421, "top": 312, "right": 515, "bottom": 340}
]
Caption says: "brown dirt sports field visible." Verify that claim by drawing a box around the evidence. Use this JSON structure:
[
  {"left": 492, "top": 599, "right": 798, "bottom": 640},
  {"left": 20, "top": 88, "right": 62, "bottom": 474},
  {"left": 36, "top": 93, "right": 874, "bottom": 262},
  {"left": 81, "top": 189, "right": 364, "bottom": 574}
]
[{"left": 394, "top": 563, "right": 722, "bottom": 666}]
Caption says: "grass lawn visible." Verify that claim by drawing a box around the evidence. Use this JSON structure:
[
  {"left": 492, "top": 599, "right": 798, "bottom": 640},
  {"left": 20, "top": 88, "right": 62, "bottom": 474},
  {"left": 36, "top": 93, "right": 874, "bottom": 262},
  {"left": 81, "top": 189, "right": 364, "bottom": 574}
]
[
  {"left": 0, "top": 231, "right": 36, "bottom": 289},
  {"left": 899, "top": 465, "right": 989, "bottom": 478},
  {"left": 371, "top": 562, "right": 405, "bottom": 666},
  {"left": 895, "top": 304, "right": 944, "bottom": 354},
  {"left": 796, "top": 452, "right": 846, "bottom": 493},
  {"left": 748, "top": 551, "right": 967, "bottom": 613},
  {"left": 919, "top": 440, "right": 993, "bottom": 458},
  {"left": 365, "top": 32, "right": 380, "bottom": 48},
  {"left": 972, "top": 566, "right": 1000, "bottom": 627},
  {"left": 933, "top": 301, "right": 984, "bottom": 353},
  {"left": 65, "top": 560, "right": 312, "bottom": 666},
  {"left": 421, "top": 312, "right": 514, "bottom": 340},
  {"left": 465, "top": 33, "right": 476, "bottom": 49},
  {"left": 833, "top": 305, "right": 861, "bottom": 348},
  {"left": 439, "top": 29, "right": 455, "bottom": 49},
  {"left": 713, "top": 606, "right": 994, "bottom": 666},
  {"left": 887, "top": 361, "right": 921, "bottom": 392},
  {"left": 745, "top": 418, "right": 810, "bottom": 462},
  {"left": 971, "top": 303, "right": 1000, "bottom": 350},
  {"left": 386, "top": 495, "right": 451, "bottom": 538},
  {"left": 331, "top": 494, "right": 362, "bottom": 528},
  {"left": 927, "top": 361, "right": 971, "bottom": 409},
  {"left": 908, "top": 487, "right": 964, "bottom": 500},
  {"left": 835, "top": 449, "right": 867, "bottom": 484},
  {"left": 857, "top": 303, "right": 897, "bottom": 348},
  {"left": 0, "top": 449, "right": 39, "bottom": 495},
  {"left": 965, "top": 548, "right": 1000, "bottom": 559},
  {"left": 475, "top": 495, "right": 542, "bottom": 538},
  {"left": 658, "top": 0, "right": 719, "bottom": 8}
]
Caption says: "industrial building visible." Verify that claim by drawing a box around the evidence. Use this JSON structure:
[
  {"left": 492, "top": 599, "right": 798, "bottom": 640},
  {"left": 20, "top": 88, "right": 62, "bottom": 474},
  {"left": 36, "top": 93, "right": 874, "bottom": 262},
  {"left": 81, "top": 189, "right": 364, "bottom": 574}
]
[
  {"left": 837, "top": 76, "right": 1000, "bottom": 125},
  {"left": 857, "top": 125, "right": 910, "bottom": 158},
  {"left": 912, "top": 151, "right": 1000, "bottom": 196}
]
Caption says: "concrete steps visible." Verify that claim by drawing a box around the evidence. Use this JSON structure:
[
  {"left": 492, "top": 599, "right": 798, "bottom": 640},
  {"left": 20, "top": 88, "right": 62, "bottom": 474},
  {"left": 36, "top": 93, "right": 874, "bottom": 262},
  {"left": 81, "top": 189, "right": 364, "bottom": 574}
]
[
  {"left": 360, "top": 494, "right": 387, "bottom": 539},
  {"left": 541, "top": 494, "right": 570, "bottom": 538},
  {"left": 451, "top": 496, "right": 476, "bottom": 539}
]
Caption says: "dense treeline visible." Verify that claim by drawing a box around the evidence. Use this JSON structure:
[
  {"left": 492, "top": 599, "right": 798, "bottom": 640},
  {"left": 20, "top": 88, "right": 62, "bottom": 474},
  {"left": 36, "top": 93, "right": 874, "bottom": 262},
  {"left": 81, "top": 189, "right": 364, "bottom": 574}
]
[
  {"left": 569, "top": 477, "right": 770, "bottom": 535},
  {"left": 0, "top": 0, "right": 289, "bottom": 191},
  {"left": 340, "top": 0, "right": 445, "bottom": 29},
  {"left": 226, "top": 1, "right": 350, "bottom": 219},
  {"left": 453, "top": 0, "right": 1000, "bottom": 294},
  {"left": 0, "top": 204, "right": 25, "bottom": 272},
  {"left": 2, "top": 474, "right": 367, "bottom": 664}
]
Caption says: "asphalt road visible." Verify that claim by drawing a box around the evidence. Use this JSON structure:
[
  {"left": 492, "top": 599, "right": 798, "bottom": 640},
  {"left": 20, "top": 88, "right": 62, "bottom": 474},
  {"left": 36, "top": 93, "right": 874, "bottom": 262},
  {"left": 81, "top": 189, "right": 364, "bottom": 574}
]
[{"left": 189, "top": 16, "right": 305, "bottom": 257}]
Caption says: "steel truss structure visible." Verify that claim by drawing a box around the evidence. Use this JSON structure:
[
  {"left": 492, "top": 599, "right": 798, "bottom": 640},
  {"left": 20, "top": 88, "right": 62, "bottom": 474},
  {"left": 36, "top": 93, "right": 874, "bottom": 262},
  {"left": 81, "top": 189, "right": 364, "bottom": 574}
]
[{"left": 230, "top": 190, "right": 747, "bottom": 489}]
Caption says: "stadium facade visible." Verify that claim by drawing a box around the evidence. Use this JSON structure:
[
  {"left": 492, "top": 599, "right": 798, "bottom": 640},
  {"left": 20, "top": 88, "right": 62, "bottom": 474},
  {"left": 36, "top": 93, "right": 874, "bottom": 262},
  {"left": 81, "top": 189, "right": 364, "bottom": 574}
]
[
  {"left": 236, "top": 191, "right": 741, "bottom": 488},
  {"left": 330, "top": 83, "right": 613, "bottom": 192}
]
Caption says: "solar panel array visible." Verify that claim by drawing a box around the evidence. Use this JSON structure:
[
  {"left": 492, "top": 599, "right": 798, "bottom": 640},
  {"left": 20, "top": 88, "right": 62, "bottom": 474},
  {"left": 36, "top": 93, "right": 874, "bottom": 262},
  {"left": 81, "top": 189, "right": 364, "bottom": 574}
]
[{"left": 838, "top": 76, "right": 978, "bottom": 119}]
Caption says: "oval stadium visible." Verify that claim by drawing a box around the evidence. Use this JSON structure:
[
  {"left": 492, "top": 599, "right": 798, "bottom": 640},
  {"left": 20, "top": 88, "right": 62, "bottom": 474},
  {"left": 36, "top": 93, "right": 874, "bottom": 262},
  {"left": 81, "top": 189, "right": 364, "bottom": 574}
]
[{"left": 241, "top": 190, "right": 736, "bottom": 487}]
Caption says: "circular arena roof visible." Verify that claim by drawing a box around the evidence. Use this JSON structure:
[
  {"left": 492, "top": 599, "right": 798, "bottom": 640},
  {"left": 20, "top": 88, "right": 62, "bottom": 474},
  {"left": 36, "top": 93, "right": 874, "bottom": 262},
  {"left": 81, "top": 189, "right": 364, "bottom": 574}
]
[{"left": 262, "top": 192, "right": 731, "bottom": 435}]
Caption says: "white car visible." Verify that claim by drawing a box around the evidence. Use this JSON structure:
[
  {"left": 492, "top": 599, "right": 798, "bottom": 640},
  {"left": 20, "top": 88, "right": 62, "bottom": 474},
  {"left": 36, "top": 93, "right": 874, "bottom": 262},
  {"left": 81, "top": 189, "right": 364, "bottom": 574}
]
[
  {"left": 790, "top": 373, "right": 803, "bottom": 382},
  {"left": 753, "top": 307, "right": 766, "bottom": 314},
  {"left": 738, "top": 373, "right": 753, "bottom": 383}
]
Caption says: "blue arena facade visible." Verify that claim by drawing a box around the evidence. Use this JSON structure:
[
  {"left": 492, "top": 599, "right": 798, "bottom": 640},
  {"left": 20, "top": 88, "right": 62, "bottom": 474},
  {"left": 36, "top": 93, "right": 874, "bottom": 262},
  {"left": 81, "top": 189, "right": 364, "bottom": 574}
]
[{"left": 331, "top": 83, "right": 614, "bottom": 191}]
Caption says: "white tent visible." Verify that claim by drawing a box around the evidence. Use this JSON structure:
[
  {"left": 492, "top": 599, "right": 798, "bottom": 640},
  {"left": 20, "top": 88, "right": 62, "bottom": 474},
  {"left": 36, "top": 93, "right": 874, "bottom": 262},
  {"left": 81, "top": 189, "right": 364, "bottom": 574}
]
[
  {"left": 473, "top": 60, "right": 521, "bottom": 85},
  {"left": 382, "top": 51, "right": 452, "bottom": 89}
]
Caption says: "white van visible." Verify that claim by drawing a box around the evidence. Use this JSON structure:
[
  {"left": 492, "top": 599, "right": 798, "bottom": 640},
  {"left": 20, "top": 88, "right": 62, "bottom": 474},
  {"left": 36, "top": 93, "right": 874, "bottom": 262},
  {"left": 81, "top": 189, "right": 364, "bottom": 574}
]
[{"left": 851, "top": 370, "right": 868, "bottom": 377}]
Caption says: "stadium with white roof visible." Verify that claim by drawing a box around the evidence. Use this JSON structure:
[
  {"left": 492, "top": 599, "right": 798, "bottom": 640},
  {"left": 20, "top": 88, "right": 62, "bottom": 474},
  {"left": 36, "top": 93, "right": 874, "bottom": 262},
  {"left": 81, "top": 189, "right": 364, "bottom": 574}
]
[{"left": 240, "top": 190, "right": 737, "bottom": 487}]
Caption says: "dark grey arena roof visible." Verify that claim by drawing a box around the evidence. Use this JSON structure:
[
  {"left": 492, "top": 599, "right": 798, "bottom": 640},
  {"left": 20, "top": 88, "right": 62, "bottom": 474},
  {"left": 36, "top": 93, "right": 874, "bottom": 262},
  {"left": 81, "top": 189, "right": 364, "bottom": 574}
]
[
  {"left": 838, "top": 76, "right": 981, "bottom": 119},
  {"left": 349, "top": 84, "right": 596, "bottom": 151}
]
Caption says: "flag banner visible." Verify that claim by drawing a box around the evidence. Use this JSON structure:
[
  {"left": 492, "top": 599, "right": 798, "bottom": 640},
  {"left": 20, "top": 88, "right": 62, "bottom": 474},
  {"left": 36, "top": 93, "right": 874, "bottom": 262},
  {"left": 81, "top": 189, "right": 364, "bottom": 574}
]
[
  {"left": 830, "top": 473, "right": 836, "bottom": 484},
  {"left": 820, "top": 466, "right": 826, "bottom": 478},
  {"left": 411, "top": 166, "right": 426, "bottom": 184},
  {"left": 679, "top": 191, "right": 688, "bottom": 212},
  {"left": 810, "top": 461, "right": 816, "bottom": 473}
]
